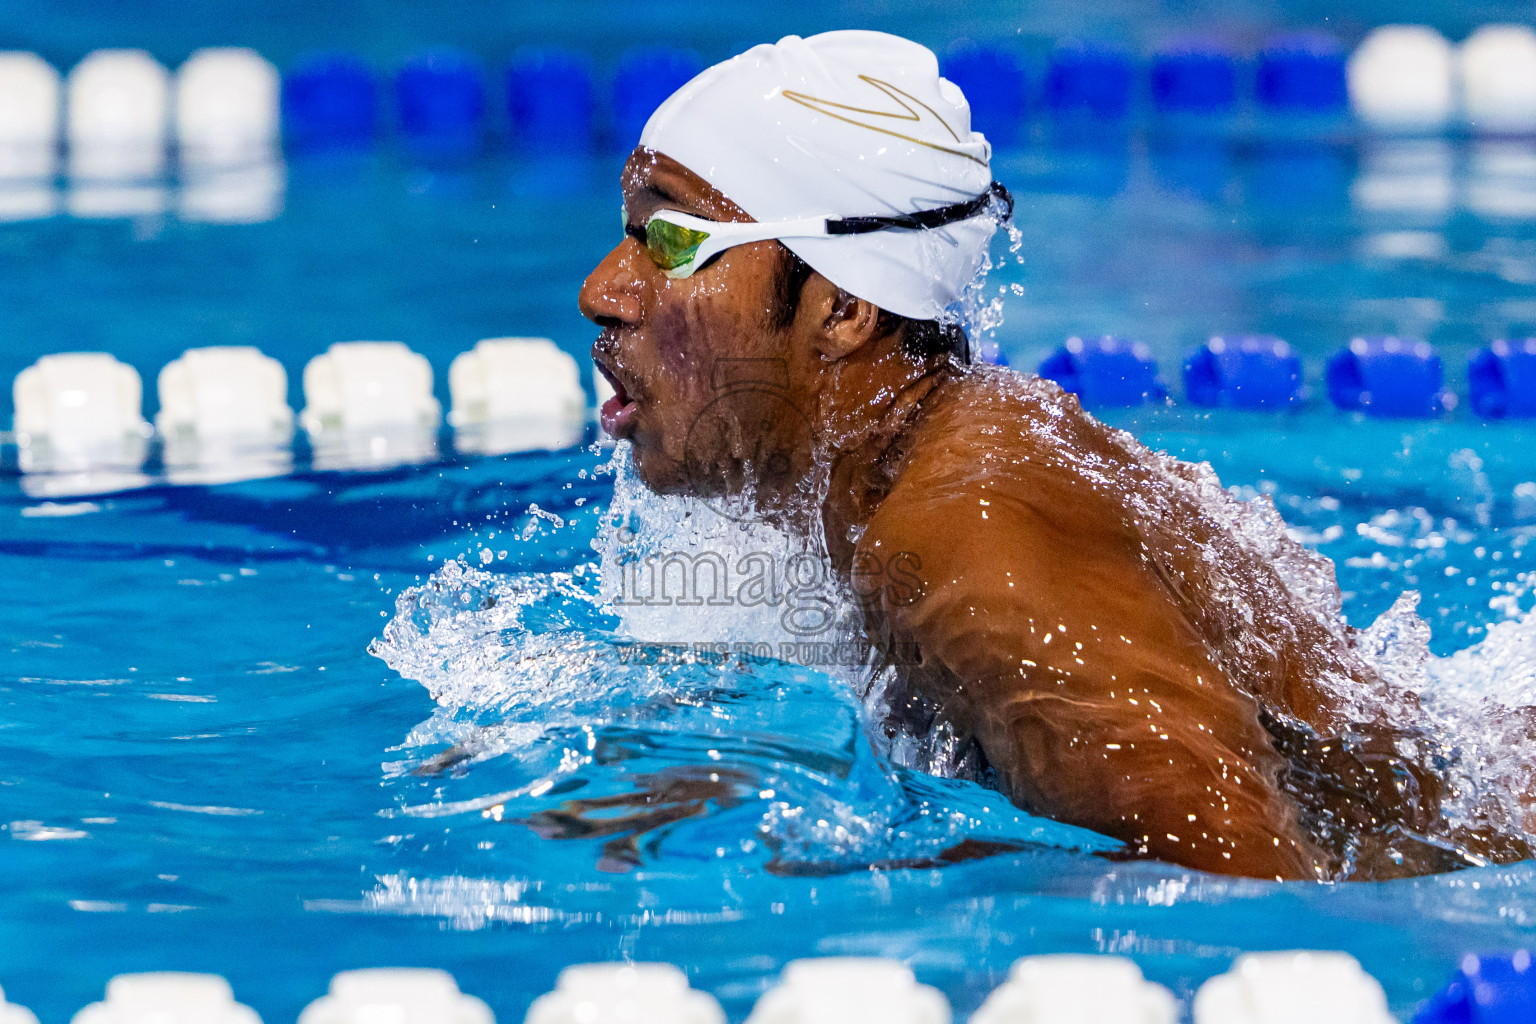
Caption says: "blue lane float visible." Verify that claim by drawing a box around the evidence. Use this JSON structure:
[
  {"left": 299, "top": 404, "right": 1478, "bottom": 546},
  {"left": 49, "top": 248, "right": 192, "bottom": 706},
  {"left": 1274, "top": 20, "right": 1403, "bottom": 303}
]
[
  {"left": 941, "top": 42, "right": 1028, "bottom": 146},
  {"left": 395, "top": 48, "right": 484, "bottom": 155},
  {"left": 1326, "top": 336, "right": 1447, "bottom": 417},
  {"left": 1151, "top": 41, "right": 1238, "bottom": 115},
  {"left": 1413, "top": 950, "right": 1536, "bottom": 1023},
  {"left": 610, "top": 47, "right": 703, "bottom": 148},
  {"left": 1038, "top": 336, "right": 1167, "bottom": 407},
  {"left": 507, "top": 47, "right": 595, "bottom": 150},
  {"left": 1256, "top": 32, "right": 1348, "bottom": 113},
  {"left": 1044, "top": 40, "right": 1133, "bottom": 120},
  {"left": 1183, "top": 335, "right": 1302, "bottom": 409},
  {"left": 282, "top": 52, "right": 377, "bottom": 150},
  {"left": 1468, "top": 339, "right": 1536, "bottom": 419}
]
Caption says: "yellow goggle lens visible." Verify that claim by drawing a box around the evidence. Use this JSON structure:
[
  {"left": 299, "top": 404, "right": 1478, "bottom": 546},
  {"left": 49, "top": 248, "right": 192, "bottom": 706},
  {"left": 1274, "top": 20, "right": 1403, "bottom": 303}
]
[{"left": 644, "top": 217, "right": 711, "bottom": 274}]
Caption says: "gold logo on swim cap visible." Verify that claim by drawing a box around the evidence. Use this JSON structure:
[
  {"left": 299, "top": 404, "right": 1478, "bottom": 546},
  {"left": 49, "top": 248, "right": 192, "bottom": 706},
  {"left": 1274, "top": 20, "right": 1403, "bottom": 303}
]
[{"left": 782, "top": 75, "right": 987, "bottom": 166}]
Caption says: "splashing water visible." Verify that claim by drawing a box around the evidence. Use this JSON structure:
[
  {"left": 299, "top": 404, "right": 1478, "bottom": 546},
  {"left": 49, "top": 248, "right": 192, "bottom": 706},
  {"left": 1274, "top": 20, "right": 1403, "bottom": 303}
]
[
  {"left": 375, "top": 382, "right": 1536, "bottom": 881},
  {"left": 370, "top": 443, "right": 1106, "bottom": 876},
  {"left": 951, "top": 204, "right": 1027, "bottom": 352},
  {"left": 593, "top": 444, "right": 857, "bottom": 652}
]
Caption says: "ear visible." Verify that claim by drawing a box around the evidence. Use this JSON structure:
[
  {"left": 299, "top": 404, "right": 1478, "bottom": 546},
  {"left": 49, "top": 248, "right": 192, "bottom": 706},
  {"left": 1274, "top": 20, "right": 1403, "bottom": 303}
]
[{"left": 799, "top": 276, "right": 884, "bottom": 360}]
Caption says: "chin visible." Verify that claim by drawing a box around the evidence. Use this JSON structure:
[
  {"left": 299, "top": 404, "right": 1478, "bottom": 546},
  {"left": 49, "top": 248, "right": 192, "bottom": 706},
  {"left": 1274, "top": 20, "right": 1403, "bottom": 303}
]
[{"left": 629, "top": 440, "right": 690, "bottom": 495}]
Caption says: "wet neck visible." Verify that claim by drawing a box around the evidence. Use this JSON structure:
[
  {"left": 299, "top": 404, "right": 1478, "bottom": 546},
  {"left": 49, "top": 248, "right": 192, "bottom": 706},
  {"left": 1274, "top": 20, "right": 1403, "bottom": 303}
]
[{"left": 813, "top": 339, "right": 956, "bottom": 567}]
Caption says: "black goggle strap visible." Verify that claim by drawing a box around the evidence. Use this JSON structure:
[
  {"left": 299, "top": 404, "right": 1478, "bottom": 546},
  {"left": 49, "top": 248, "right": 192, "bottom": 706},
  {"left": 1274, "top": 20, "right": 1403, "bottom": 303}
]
[{"left": 825, "top": 181, "right": 1015, "bottom": 236}]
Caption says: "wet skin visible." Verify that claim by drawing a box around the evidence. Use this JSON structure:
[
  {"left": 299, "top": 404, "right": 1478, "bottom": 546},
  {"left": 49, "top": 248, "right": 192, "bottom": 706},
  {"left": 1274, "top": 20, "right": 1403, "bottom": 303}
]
[{"left": 579, "top": 148, "right": 1531, "bottom": 881}]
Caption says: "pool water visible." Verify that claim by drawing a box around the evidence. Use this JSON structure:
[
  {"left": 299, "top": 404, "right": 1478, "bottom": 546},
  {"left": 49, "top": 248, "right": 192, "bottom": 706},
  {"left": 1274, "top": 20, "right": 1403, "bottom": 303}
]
[
  {"left": 6, "top": 407, "right": 1536, "bottom": 1022},
  {"left": 8, "top": 32, "right": 1536, "bottom": 1024}
]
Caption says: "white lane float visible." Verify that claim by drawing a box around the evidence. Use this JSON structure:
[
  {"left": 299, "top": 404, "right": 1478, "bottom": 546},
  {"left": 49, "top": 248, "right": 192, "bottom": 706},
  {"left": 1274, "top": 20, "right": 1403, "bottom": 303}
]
[
  {"left": 0, "top": 986, "right": 37, "bottom": 1024},
  {"left": 1459, "top": 25, "right": 1536, "bottom": 134},
  {"left": 0, "top": 51, "right": 60, "bottom": 221},
  {"left": 746, "top": 958, "right": 948, "bottom": 1024},
  {"left": 157, "top": 346, "right": 293, "bottom": 483},
  {"left": 1192, "top": 952, "right": 1396, "bottom": 1024},
  {"left": 174, "top": 47, "right": 280, "bottom": 166},
  {"left": 174, "top": 48, "right": 284, "bottom": 224},
  {"left": 971, "top": 955, "right": 1177, "bottom": 1024},
  {"left": 301, "top": 340, "right": 441, "bottom": 470},
  {"left": 66, "top": 49, "right": 169, "bottom": 178},
  {"left": 1347, "top": 26, "right": 1455, "bottom": 130},
  {"left": 65, "top": 49, "right": 171, "bottom": 218},
  {"left": 157, "top": 346, "right": 292, "bottom": 441},
  {"left": 14, "top": 352, "right": 149, "bottom": 459},
  {"left": 526, "top": 963, "right": 724, "bottom": 1024},
  {"left": 299, "top": 968, "right": 492, "bottom": 1024},
  {"left": 71, "top": 973, "right": 261, "bottom": 1024},
  {"left": 0, "top": 52, "right": 60, "bottom": 180},
  {"left": 449, "top": 336, "right": 585, "bottom": 454}
]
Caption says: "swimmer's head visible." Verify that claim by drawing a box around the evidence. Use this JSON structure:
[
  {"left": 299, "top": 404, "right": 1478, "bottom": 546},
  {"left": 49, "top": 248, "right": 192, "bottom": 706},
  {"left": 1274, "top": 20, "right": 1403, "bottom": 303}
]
[{"left": 580, "top": 31, "right": 1006, "bottom": 496}]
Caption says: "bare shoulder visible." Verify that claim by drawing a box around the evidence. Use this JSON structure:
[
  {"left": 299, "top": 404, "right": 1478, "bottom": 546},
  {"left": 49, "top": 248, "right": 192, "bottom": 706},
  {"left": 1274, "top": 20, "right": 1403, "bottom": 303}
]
[
  {"left": 859, "top": 366, "right": 1142, "bottom": 570},
  {"left": 854, "top": 367, "right": 1179, "bottom": 684}
]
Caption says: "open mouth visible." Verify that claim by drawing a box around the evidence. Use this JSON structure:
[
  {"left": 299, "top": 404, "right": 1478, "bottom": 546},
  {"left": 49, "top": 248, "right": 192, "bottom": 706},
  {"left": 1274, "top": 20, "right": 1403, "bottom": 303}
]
[{"left": 595, "top": 358, "right": 638, "bottom": 439}]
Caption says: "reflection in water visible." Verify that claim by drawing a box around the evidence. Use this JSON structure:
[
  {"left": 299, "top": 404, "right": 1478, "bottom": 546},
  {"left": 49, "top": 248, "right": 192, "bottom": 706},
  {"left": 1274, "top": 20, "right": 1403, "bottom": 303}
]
[
  {"left": 1039, "top": 124, "right": 1129, "bottom": 198},
  {"left": 68, "top": 139, "right": 165, "bottom": 182},
  {"left": 507, "top": 154, "right": 599, "bottom": 200},
  {"left": 16, "top": 430, "right": 151, "bottom": 498},
  {"left": 16, "top": 428, "right": 152, "bottom": 497},
  {"left": 66, "top": 140, "right": 169, "bottom": 220},
  {"left": 160, "top": 435, "right": 293, "bottom": 486},
  {"left": 0, "top": 137, "right": 57, "bottom": 222},
  {"left": 1149, "top": 135, "right": 1233, "bottom": 203},
  {"left": 1467, "top": 140, "right": 1536, "bottom": 221},
  {"left": 18, "top": 467, "right": 152, "bottom": 499},
  {"left": 1352, "top": 138, "right": 1454, "bottom": 217},
  {"left": 451, "top": 417, "right": 584, "bottom": 457},
  {"left": 179, "top": 157, "right": 285, "bottom": 224},
  {"left": 1358, "top": 230, "right": 1448, "bottom": 261},
  {"left": 403, "top": 166, "right": 476, "bottom": 199},
  {"left": 66, "top": 179, "right": 169, "bottom": 219},
  {"left": 0, "top": 177, "right": 55, "bottom": 221},
  {"left": 4, "top": 142, "right": 287, "bottom": 224},
  {"left": 519, "top": 766, "right": 752, "bottom": 873},
  {"left": 1247, "top": 141, "right": 1349, "bottom": 208},
  {"left": 506, "top": 763, "right": 1031, "bottom": 876},
  {"left": 0, "top": 140, "right": 55, "bottom": 181},
  {"left": 307, "top": 426, "right": 440, "bottom": 472}
]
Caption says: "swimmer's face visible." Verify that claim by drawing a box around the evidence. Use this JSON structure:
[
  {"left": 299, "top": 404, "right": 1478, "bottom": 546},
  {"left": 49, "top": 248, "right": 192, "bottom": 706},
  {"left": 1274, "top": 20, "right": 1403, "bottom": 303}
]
[{"left": 580, "top": 148, "right": 830, "bottom": 497}]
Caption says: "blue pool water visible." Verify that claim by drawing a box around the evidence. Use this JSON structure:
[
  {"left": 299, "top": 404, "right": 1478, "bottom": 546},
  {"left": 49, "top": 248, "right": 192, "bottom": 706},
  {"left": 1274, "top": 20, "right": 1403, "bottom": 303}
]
[{"left": 9, "top": 3, "right": 1536, "bottom": 1021}]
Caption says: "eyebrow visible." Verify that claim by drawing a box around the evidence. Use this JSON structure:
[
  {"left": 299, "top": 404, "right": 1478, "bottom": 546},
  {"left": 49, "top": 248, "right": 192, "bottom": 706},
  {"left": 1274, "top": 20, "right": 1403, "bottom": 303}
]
[
  {"left": 638, "top": 179, "right": 699, "bottom": 213},
  {"left": 624, "top": 182, "right": 717, "bottom": 236}
]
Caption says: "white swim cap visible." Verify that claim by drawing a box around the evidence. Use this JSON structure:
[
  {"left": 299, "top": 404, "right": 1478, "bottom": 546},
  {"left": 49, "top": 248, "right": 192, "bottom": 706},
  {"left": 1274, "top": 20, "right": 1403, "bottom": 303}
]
[{"left": 640, "top": 30, "right": 999, "bottom": 321}]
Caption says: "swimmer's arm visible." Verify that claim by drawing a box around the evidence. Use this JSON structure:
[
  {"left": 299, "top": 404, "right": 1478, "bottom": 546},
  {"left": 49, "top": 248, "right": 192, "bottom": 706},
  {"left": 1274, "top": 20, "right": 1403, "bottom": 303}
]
[{"left": 857, "top": 490, "right": 1328, "bottom": 880}]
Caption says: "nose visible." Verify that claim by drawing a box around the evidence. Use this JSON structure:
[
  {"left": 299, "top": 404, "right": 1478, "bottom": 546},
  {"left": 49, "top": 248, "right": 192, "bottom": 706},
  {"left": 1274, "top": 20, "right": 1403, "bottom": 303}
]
[{"left": 579, "top": 240, "right": 647, "bottom": 329}]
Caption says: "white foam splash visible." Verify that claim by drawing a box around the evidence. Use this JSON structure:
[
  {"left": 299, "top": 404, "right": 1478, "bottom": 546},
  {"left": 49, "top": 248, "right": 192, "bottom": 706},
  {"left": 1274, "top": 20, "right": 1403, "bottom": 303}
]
[
  {"left": 593, "top": 444, "right": 855, "bottom": 651},
  {"left": 1430, "top": 579, "right": 1536, "bottom": 708},
  {"left": 369, "top": 560, "right": 620, "bottom": 712}
]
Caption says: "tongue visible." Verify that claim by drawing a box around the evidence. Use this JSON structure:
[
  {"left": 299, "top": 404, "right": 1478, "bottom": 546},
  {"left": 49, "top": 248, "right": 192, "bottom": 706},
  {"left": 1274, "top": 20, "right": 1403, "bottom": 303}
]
[{"left": 600, "top": 394, "right": 636, "bottom": 437}]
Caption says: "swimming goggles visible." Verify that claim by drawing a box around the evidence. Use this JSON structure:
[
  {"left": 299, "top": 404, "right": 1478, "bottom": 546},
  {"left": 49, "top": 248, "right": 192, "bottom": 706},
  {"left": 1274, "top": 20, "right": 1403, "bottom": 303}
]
[{"left": 628, "top": 181, "right": 1014, "bottom": 279}]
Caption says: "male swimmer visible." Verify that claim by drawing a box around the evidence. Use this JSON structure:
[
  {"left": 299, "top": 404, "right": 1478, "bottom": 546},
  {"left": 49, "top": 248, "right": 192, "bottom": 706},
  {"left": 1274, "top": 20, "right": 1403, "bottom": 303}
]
[{"left": 579, "top": 31, "right": 1532, "bottom": 880}]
